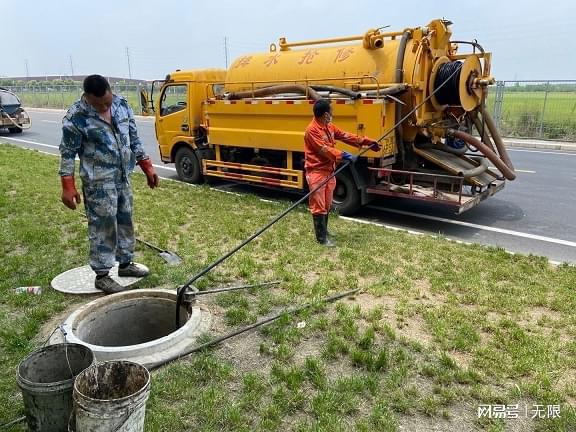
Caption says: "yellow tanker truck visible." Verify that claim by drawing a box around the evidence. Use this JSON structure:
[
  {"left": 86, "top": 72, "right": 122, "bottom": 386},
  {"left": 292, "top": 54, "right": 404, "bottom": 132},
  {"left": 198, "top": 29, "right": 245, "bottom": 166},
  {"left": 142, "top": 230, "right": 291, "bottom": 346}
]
[{"left": 152, "top": 18, "right": 515, "bottom": 215}]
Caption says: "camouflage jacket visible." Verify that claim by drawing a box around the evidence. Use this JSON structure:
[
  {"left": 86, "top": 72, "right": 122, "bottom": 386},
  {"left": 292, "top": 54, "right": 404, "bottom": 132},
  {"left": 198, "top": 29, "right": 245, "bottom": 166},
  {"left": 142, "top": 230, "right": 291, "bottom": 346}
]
[{"left": 59, "top": 94, "right": 148, "bottom": 184}]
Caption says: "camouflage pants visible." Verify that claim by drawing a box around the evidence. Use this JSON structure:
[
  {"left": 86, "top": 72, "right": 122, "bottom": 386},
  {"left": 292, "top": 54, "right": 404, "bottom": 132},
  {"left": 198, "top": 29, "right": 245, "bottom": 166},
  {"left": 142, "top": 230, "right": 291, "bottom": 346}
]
[{"left": 83, "top": 181, "right": 134, "bottom": 275}]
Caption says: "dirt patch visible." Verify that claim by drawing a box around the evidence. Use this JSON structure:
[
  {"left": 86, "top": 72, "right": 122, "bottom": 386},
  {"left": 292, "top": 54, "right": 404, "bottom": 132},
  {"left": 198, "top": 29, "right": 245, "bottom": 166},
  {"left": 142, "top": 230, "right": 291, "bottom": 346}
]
[
  {"left": 201, "top": 295, "right": 273, "bottom": 376},
  {"left": 398, "top": 400, "right": 537, "bottom": 432},
  {"left": 343, "top": 293, "right": 435, "bottom": 348},
  {"left": 35, "top": 300, "right": 90, "bottom": 345},
  {"left": 518, "top": 306, "right": 563, "bottom": 325},
  {"left": 7, "top": 244, "right": 27, "bottom": 257}
]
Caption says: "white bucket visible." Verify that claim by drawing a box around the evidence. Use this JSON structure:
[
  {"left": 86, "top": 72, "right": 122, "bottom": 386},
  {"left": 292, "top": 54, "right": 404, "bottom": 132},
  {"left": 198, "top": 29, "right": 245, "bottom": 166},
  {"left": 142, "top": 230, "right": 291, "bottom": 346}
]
[{"left": 72, "top": 361, "right": 150, "bottom": 432}]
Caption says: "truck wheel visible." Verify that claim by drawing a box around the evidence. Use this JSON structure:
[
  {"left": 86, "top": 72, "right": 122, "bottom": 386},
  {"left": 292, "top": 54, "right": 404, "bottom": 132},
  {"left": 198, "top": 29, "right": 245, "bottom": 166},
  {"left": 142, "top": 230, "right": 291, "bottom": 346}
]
[
  {"left": 175, "top": 146, "right": 202, "bottom": 183},
  {"left": 332, "top": 170, "right": 361, "bottom": 215},
  {"left": 8, "top": 127, "right": 23, "bottom": 134}
]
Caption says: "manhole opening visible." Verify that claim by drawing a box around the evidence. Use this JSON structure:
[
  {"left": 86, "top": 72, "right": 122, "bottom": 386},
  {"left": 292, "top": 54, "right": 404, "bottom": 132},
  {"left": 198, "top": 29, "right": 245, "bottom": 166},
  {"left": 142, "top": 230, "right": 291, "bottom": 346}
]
[{"left": 76, "top": 298, "right": 189, "bottom": 346}]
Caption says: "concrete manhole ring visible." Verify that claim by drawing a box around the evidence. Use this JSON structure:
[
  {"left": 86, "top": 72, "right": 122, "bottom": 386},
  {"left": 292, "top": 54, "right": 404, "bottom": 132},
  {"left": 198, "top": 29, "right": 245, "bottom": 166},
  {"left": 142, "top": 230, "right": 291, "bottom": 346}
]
[{"left": 57, "top": 289, "right": 211, "bottom": 368}]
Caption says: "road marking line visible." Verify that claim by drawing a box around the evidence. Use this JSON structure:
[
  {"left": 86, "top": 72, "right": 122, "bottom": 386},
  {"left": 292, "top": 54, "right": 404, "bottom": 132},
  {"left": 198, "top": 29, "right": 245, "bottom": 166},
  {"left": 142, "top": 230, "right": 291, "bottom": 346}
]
[
  {"left": 489, "top": 166, "right": 535, "bottom": 174},
  {"left": 339, "top": 216, "right": 424, "bottom": 236},
  {"left": 3, "top": 139, "right": 174, "bottom": 172},
  {"left": 153, "top": 164, "right": 176, "bottom": 172},
  {"left": 367, "top": 205, "right": 576, "bottom": 248},
  {"left": 2, "top": 137, "right": 58, "bottom": 149},
  {"left": 41, "top": 120, "right": 59, "bottom": 124},
  {"left": 509, "top": 149, "right": 576, "bottom": 156}
]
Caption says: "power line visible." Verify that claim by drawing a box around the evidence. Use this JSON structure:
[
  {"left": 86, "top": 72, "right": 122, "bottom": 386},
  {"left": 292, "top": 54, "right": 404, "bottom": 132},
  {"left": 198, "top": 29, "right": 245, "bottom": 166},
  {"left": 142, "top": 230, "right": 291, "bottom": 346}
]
[
  {"left": 69, "top": 55, "right": 74, "bottom": 76},
  {"left": 224, "top": 36, "right": 229, "bottom": 69},
  {"left": 125, "top": 47, "right": 132, "bottom": 79}
]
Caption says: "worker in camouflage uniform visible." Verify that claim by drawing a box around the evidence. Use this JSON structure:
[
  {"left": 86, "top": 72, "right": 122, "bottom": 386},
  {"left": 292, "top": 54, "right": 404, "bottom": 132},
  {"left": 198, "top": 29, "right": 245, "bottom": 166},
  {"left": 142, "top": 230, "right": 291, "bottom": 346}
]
[{"left": 59, "top": 75, "right": 159, "bottom": 294}]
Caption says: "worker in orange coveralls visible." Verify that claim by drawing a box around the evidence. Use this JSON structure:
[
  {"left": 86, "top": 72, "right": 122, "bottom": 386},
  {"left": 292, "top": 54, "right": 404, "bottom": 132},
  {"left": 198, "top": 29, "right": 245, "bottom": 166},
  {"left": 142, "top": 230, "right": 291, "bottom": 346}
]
[{"left": 304, "top": 99, "right": 380, "bottom": 246}]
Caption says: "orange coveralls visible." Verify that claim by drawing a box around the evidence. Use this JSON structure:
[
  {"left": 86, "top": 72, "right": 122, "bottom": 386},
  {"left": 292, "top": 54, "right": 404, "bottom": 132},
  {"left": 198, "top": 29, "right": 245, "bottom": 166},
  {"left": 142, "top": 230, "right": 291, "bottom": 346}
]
[{"left": 304, "top": 118, "right": 371, "bottom": 215}]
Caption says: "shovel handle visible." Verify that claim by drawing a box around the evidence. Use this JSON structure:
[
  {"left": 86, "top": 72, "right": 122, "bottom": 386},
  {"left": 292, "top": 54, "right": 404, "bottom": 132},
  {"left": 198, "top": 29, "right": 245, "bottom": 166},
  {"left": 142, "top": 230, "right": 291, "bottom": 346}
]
[{"left": 136, "top": 237, "right": 165, "bottom": 253}]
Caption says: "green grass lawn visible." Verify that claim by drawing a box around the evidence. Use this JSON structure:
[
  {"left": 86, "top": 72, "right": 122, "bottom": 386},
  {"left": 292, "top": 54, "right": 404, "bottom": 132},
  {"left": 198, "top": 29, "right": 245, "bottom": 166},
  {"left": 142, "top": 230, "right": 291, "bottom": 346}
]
[
  {"left": 1, "top": 144, "right": 575, "bottom": 431},
  {"left": 486, "top": 91, "right": 576, "bottom": 140}
]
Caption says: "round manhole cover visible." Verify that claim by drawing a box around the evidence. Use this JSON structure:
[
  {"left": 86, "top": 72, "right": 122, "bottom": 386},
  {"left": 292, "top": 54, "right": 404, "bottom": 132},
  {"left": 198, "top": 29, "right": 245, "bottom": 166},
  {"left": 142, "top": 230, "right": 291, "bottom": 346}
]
[{"left": 51, "top": 263, "right": 148, "bottom": 294}]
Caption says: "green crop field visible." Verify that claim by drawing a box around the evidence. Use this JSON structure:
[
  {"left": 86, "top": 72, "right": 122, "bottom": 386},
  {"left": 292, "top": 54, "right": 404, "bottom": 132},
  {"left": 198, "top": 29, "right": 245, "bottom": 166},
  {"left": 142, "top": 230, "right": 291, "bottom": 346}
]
[{"left": 486, "top": 91, "right": 576, "bottom": 140}]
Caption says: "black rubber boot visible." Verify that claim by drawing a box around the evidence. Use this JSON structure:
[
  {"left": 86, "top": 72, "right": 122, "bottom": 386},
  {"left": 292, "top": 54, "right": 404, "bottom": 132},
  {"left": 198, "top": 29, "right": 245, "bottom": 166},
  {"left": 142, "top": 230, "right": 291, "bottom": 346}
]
[
  {"left": 324, "top": 214, "right": 334, "bottom": 241},
  {"left": 313, "top": 215, "right": 335, "bottom": 247}
]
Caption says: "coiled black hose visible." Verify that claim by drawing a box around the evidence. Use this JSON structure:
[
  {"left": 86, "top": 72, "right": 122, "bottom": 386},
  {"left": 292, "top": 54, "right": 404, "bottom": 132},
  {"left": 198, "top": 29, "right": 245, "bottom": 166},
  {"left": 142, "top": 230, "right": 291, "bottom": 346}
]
[{"left": 434, "top": 61, "right": 462, "bottom": 105}]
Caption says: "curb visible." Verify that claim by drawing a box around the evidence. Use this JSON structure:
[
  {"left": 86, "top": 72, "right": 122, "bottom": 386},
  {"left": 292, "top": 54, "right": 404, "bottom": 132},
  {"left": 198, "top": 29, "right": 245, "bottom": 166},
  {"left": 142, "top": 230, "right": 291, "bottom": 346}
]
[{"left": 503, "top": 139, "right": 576, "bottom": 152}]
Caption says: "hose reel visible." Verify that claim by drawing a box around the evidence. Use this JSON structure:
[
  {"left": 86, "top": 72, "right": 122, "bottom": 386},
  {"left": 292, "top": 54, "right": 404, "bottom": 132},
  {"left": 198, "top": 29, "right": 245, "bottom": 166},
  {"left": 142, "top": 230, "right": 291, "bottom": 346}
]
[{"left": 429, "top": 55, "right": 484, "bottom": 112}]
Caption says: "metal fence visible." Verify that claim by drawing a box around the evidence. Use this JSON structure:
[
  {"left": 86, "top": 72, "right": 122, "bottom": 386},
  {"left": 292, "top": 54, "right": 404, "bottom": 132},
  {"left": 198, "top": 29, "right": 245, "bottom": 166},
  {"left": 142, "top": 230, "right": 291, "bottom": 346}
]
[
  {"left": 2, "top": 84, "right": 146, "bottom": 114},
  {"left": 3, "top": 80, "right": 576, "bottom": 141},
  {"left": 488, "top": 80, "right": 576, "bottom": 141}
]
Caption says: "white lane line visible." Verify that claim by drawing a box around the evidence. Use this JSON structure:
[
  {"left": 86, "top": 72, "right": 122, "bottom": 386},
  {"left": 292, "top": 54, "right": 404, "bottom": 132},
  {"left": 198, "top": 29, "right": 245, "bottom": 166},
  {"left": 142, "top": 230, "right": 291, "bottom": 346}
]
[
  {"left": 509, "top": 149, "right": 576, "bottom": 156},
  {"left": 2, "top": 137, "right": 58, "bottom": 149},
  {"left": 368, "top": 205, "right": 576, "bottom": 248},
  {"left": 340, "top": 215, "right": 424, "bottom": 236},
  {"left": 153, "top": 164, "right": 176, "bottom": 172},
  {"left": 210, "top": 187, "right": 242, "bottom": 196},
  {"left": 2, "top": 139, "right": 175, "bottom": 173},
  {"left": 41, "top": 120, "right": 59, "bottom": 124},
  {"left": 489, "top": 166, "right": 536, "bottom": 174}
]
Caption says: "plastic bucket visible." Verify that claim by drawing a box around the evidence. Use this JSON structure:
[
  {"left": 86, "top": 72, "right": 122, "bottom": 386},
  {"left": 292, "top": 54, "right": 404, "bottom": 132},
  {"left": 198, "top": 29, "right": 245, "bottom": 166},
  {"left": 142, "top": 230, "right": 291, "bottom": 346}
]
[
  {"left": 73, "top": 361, "right": 151, "bottom": 432},
  {"left": 16, "top": 343, "right": 95, "bottom": 432}
]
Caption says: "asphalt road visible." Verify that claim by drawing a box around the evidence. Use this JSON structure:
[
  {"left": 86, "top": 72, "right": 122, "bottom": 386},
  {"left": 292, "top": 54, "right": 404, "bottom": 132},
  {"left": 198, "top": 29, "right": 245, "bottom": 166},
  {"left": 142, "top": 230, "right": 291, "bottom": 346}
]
[{"left": 2, "top": 109, "right": 576, "bottom": 264}]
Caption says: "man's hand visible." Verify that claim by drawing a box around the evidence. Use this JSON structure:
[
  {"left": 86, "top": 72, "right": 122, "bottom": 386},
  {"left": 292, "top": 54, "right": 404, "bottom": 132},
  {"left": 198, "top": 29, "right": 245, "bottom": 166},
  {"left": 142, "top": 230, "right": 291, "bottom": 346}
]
[
  {"left": 341, "top": 151, "right": 358, "bottom": 163},
  {"left": 61, "top": 176, "right": 81, "bottom": 210},
  {"left": 366, "top": 140, "right": 381, "bottom": 151},
  {"left": 137, "top": 158, "right": 159, "bottom": 189}
]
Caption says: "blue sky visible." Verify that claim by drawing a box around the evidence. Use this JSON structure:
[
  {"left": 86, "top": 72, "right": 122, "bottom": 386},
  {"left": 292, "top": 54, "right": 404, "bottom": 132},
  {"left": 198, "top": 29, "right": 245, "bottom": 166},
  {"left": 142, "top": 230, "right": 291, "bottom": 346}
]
[{"left": 3, "top": 0, "right": 575, "bottom": 81}]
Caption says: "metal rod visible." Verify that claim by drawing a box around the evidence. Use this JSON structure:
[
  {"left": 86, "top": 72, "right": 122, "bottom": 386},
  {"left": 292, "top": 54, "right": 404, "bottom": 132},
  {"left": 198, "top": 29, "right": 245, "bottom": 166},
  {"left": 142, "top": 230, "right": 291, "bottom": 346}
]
[
  {"left": 0, "top": 416, "right": 26, "bottom": 430},
  {"left": 175, "top": 62, "right": 464, "bottom": 328},
  {"left": 157, "top": 288, "right": 359, "bottom": 370},
  {"left": 192, "top": 280, "right": 280, "bottom": 295}
]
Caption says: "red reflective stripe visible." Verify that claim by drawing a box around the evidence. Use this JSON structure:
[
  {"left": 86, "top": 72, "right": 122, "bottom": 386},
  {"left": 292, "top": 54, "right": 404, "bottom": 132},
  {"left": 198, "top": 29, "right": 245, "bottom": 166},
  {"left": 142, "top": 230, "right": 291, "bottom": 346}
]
[
  {"left": 286, "top": 101, "right": 294, "bottom": 105},
  {"left": 262, "top": 177, "right": 283, "bottom": 186},
  {"left": 230, "top": 101, "right": 237, "bottom": 104},
  {"left": 265, "top": 101, "right": 273, "bottom": 104},
  {"left": 308, "top": 100, "right": 315, "bottom": 104},
  {"left": 335, "top": 100, "right": 345, "bottom": 104},
  {"left": 363, "top": 100, "right": 374, "bottom": 104}
]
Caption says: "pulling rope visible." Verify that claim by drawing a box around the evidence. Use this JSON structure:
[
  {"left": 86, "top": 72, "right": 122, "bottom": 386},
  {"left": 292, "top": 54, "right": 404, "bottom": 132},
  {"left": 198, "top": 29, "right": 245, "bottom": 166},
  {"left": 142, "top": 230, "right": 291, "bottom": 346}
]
[{"left": 175, "top": 63, "right": 465, "bottom": 328}]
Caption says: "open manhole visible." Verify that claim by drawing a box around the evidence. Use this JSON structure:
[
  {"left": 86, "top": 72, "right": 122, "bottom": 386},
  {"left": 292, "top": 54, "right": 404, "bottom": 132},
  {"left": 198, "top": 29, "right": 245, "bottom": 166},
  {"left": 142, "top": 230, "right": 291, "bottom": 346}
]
[{"left": 58, "top": 289, "right": 211, "bottom": 368}]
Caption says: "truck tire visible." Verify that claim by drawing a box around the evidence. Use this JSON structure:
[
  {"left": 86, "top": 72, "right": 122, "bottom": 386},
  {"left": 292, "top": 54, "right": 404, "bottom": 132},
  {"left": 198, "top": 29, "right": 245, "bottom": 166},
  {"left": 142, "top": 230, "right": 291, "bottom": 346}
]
[
  {"left": 332, "top": 170, "right": 361, "bottom": 215},
  {"left": 175, "top": 146, "right": 202, "bottom": 183},
  {"left": 8, "top": 126, "right": 23, "bottom": 134}
]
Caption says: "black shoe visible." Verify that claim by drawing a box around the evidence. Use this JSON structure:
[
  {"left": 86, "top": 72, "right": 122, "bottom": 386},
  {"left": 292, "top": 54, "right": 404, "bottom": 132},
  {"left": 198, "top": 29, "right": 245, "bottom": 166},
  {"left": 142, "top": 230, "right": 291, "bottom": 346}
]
[
  {"left": 313, "top": 215, "right": 335, "bottom": 247},
  {"left": 95, "top": 275, "right": 129, "bottom": 294},
  {"left": 324, "top": 214, "right": 335, "bottom": 241},
  {"left": 118, "top": 263, "right": 150, "bottom": 278}
]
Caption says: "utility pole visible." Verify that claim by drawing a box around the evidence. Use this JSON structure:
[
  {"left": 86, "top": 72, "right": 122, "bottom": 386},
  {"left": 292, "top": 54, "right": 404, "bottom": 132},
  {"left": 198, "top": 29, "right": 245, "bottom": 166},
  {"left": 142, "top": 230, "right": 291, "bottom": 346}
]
[
  {"left": 69, "top": 55, "right": 75, "bottom": 77},
  {"left": 126, "top": 47, "right": 132, "bottom": 79},
  {"left": 25, "top": 59, "right": 29, "bottom": 78},
  {"left": 224, "top": 37, "right": 229, "bottom": 69}
]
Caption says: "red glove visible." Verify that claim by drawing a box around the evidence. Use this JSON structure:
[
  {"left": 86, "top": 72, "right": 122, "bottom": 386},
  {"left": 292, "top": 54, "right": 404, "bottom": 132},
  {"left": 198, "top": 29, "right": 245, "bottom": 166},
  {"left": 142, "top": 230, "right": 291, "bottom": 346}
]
[
  {"left": 61, "top": 176, "right": 81, "bottom": 210},
  {"left": 137, "top": 158, "right": 159, "bottom": 188}
]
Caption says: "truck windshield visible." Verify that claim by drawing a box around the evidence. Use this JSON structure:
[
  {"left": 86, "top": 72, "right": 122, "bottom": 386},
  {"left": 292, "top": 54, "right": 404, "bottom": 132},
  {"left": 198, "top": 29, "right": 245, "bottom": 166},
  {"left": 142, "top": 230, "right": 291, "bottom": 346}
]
[{"left": 0, "top": 91, "right": 20, "bottom": 106}]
